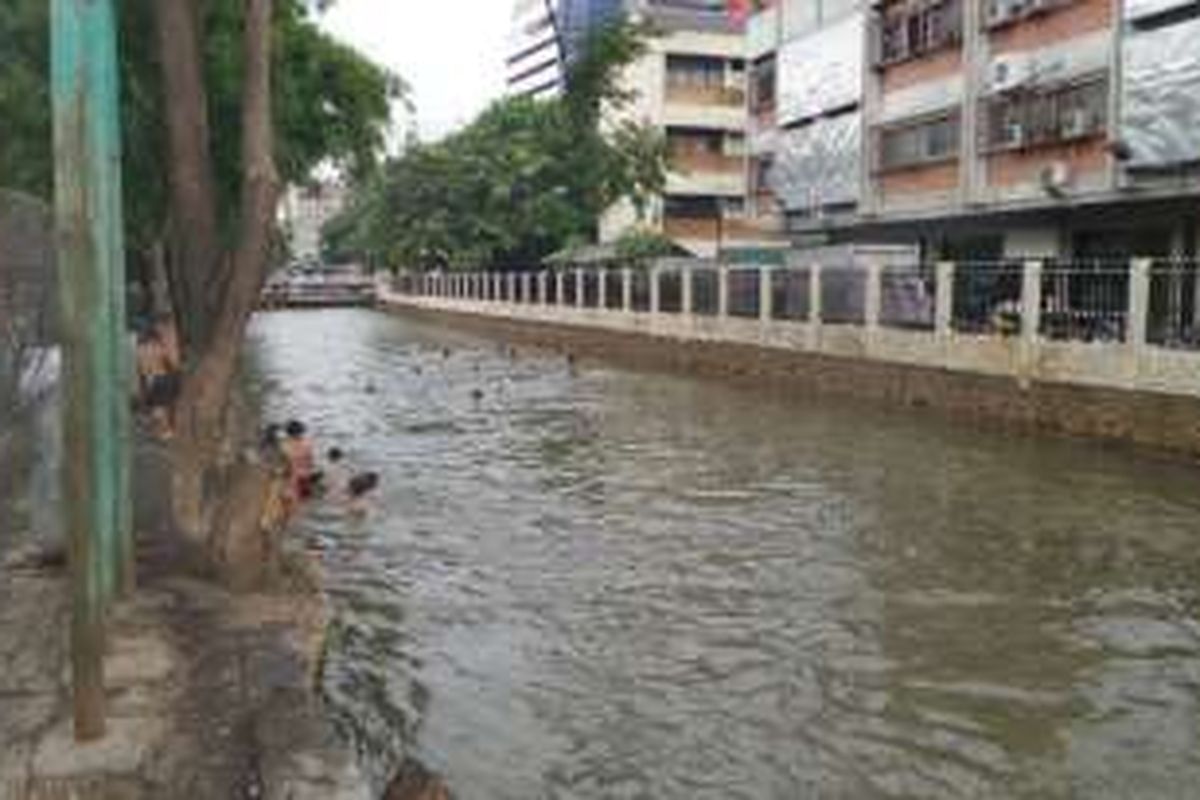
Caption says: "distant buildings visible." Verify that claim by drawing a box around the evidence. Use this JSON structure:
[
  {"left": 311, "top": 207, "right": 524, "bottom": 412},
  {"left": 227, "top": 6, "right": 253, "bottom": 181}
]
[{"left": 280, "top": 181, "right": 347, "bottom": 265}]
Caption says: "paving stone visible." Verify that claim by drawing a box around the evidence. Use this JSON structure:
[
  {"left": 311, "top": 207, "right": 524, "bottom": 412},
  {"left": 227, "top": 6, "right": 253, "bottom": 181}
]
[{"left": 31, "top": 716, "right": 165, "bottom": 779}]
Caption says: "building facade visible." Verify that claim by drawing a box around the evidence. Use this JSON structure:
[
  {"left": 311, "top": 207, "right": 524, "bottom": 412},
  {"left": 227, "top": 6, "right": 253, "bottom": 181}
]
[
  {"left": 280, "top": 181, "right": 347, "bottom": 265},
  {"left": 506, "top": 0, "right": 566, "bottom": 99},
  {"left": 600, "top": 0, "right": 787, "bottom": 256},
  {"left": 746, "top": 0, "right": 1200, "bottom": 259}
]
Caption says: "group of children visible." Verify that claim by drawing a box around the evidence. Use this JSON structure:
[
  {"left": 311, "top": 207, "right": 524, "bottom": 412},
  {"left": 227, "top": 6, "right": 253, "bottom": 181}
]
[{"left": 263, "top": 419, "right": 380, "bottom": 518}]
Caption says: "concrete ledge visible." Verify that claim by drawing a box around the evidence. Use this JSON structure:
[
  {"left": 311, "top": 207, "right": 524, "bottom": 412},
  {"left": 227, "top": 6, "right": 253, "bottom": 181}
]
[{"left": 380, "top": 295, "right": 1200, "bottom": 457}]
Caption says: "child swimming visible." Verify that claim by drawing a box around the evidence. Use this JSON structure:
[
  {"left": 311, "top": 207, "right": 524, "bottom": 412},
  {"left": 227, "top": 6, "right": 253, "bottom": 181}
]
[{"left": 346, "top": 471, "right": 381, "bottom": 517}]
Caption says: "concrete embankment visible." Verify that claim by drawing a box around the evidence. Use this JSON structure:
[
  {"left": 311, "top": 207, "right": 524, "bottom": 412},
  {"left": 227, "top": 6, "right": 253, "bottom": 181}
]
[
  {"left": 0, "top": 442, "right": 373, "bottom": 799},
  {"left": 380, "top": 293, "right": 1200, "bottom": 459}
]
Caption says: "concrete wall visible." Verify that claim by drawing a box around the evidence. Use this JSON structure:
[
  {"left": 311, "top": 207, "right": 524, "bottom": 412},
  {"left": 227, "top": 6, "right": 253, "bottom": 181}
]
[{"left": 383, "top": 262, "right": 1200, "bottom": 456}]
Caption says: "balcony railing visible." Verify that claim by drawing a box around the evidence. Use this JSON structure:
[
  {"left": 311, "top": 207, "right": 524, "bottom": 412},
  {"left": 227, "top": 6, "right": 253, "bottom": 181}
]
[{"left": 664, "top": 84, "right": 746, "bottom": 107}]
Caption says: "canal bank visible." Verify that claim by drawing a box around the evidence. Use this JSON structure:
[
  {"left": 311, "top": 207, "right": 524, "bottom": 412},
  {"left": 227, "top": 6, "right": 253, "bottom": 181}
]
[
  {"left": 0, "top": 440, "right": 373, "bottom": 800},
  {"left": 379, "top": 283, "right": 1200, "bottom": 459}
]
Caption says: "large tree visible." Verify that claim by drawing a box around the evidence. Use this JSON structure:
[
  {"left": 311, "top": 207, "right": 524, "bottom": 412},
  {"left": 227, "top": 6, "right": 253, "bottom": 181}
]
[
  {"left": 326, "top": 21, "right": 667, "bottom": 271},
  {"left": 0, "top": 0, "right": 396, "bottom": 569}
]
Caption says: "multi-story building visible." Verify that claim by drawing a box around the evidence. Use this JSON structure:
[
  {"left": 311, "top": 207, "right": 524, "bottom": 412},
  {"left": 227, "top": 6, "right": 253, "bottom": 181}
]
[
  {"left": 506, "top": 0, "right": 566, "bottom": 99},
  {"left": 600, "top": 0, "right": 785, "bottom": 256},
  {"left": 746, "top": 0, "right": 1200, "bottom": 260},
  {"left": 280, "top": 181, "right": 347, "bottom": 265}
]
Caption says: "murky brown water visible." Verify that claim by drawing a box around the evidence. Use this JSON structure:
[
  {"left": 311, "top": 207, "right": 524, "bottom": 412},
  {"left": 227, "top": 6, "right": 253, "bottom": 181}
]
[{"left": 247, "top": 309, "right": 1200, "bottom": 800}]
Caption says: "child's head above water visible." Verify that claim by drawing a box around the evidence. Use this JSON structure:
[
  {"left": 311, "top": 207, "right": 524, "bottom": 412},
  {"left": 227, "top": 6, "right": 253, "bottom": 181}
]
[
  {"left": 348, "top": 471, "right": 380, "bottom": 499},
  {"left": 285, "top": 419, "right": 306, "bottom": 438},
  {"left": 328, "top": 447, "right": 345, "bottom": 463}
]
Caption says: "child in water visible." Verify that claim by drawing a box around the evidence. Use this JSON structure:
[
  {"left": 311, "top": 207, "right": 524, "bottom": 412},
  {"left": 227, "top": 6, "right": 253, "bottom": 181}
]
[{"left": 346, "top": 471, "right": 381, "bottom": 517}]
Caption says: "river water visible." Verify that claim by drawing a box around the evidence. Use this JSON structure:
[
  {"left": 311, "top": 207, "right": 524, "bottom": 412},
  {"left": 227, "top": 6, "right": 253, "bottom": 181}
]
[{"left": 246, "top": 308, "right": 1200, "bottom": 800}]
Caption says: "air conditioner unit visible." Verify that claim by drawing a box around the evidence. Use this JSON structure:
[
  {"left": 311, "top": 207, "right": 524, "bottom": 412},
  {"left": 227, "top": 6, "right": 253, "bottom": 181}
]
[
  {"left": 1003, "top": 121, "right": 1026, "bottom": 148},
  {"left": 1040, "top": 160, "right": 1072, "bottom": 195},
  {"left": 986, "top": 0, "right": 1015, "bottom": 25},
  {"left": 990, "top": 56, "right": 1030, "bottom": 93}
]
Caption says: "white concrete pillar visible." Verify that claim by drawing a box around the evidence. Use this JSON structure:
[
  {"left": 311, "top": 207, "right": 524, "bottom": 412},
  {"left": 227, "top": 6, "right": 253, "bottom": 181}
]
[
  {"left": 622, "top": 267, "right": 632, "bottom": 312},
  {"left": 759, "top": 266, "right": 773, "bottom": 323},
  {"left": 650, "top": 265, "right": 661, "bottom": 314},
  {"left": 555, "top": 270, "right": 565, "bottom": 307},
  {"left": 537, "top": 271, "right": 548, "bottom": 305},
  {"left": 1021, "top": 260, "right": 1043, "bottom": 341},
  {"left": 506, "top": 273, "right": 516, "bottom": 303},
  {"left": 593, "top": 268, "right": 604, "bottom": 310},
  {"left": 575, "top": 268, "right": 585, "bottom": 309},
  {"left": 935, "top": 261, "right": 955, "bottom": 337},
  {"left": 521, "top": 273, "right": 532, "bottom": 304},
  {"left": 717, "top": 264, "right": 729, "bottom": 319},
  {"left": 1019, "top": 260, "right": 1044, "bottom": 387},
  {"left": 681, "top": 266, "right": 694, "bottom": 315},
  {"left": 808, "top": 263, "right": 823, "bottom": 350},
  {"left": 865, "top": 260, "right": 883, "bottom": 332},
  {"left": 1129, "top": 258, "right": 1151, "bottom": 350}
]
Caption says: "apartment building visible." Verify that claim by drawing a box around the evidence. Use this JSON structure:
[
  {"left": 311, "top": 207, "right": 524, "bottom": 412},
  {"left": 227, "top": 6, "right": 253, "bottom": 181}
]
[
  {"left": 506, "top": 0, "right": 566, "bottom": 99},
  {"left": 746, "top": 0, "right": 1200, "bottom": 259},
  {"left": 280, "top": 181, "right": 347, "bottom": 264},
  {"left": 600, "top": 0, "right": 786, "bottom": 256}
]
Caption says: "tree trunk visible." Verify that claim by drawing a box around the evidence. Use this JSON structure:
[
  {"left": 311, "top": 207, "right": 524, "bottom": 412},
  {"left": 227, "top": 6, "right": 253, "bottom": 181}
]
[{"left": 155, "top": 0, "right": 279, "bottom": 574}]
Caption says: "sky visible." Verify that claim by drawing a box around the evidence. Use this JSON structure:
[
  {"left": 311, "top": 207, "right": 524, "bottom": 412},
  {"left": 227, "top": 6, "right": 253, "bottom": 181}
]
[{"left": 319, "top": 1, "right": 513, "bottom": 143}]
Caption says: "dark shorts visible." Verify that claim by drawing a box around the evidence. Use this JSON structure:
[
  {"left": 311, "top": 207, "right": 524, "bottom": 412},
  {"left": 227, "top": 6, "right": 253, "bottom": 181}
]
[{"left": 145, "top": 372, "right": 181, "bottom": 408}]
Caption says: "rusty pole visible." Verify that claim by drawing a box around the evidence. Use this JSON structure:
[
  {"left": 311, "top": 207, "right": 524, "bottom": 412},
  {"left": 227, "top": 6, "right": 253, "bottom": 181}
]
[{"left": 51, "top": 0, "right": 131, "bottom": 741}]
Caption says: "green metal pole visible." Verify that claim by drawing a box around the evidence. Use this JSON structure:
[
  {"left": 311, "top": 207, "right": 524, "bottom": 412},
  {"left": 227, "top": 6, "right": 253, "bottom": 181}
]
[{"left": 51, "top": 0, "right": 130, "bottom": 741}]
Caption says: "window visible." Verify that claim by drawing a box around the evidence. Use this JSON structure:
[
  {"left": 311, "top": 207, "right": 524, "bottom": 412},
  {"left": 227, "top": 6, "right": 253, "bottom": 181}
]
[
  {"left": 982, "top": 77, "right": 1107, "bottom": 152},
  {"left": 666, "top": 55, "right": 726, "bottom": 90},
  {"left": 879, "top": 113, "right": 961, "bottom": 170},
  {"left": 875, "top": 0, "right": 963, "bottom": 67}
]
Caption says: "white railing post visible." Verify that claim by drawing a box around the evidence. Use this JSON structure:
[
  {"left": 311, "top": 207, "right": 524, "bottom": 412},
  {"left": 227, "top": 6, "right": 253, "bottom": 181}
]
[
  {"left": 555, "top": 270, "right": 565, "bottom": 307},
  {"left": 575, "top": 268, "right": 585, "bottom": 309},
  {"left": 809, "top": 263, "right": 823, "bottom": 350},
  {"left": 681, "top": 265, "right": 694, "bottom": 315},
  {"left": 865, "top": 259, "right": 883, "bottom": 334},
  {"left": 597, "top": 267, "right": 607, "bottom": 310},
  {"left": 759, "top": 265, "right": 773, "bottom": 323},
  {"left": 522, "top": 272, "right": 532, "bottom": 305},
  {"left": 717, "top": 263, "right": 729, "bottom": 319},
  {"left": 1019, "top": 259, "right": 1044, "bottom": 387},
  {"left": 650, "top": 263, "right": 661, "bottom": 314},
  {"left": 538, "top": 270, "right": 548, "bottom": 305},
  {"left": 1129, "top": 258, "right": 1151, "bottom": 353},
  {"left": 935, "top": 261, "right": 955, "bottom": 337},
  {"left": 622, "top": 267, "right": 632, "bottom": 312},
  {"left": 507, "top": 272, "right": 517, "bottom": 304}
]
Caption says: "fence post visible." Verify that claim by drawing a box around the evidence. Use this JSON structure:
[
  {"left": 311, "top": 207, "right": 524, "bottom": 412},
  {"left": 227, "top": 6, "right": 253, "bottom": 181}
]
[
  {"left": 575, "top": 268, "right": 584, "bottom": 309},
  {"left": 759, "top": 266, "right": 773, "bottom": 323},
  {"left": 554, "top": 270, "right": 564, "bottom": 307},
  {"left": 1129, "top": 258, "right": 1151, "bottom": 354},
  {"left": 717, "top": 263, "right": 729, "bottom": 319},
  {"left": 865, "top": 259, "right": 883, "bottom": 334},
  {"left": 935, "top": 261, "right": 955, "bottom": 337},
  {"left": 595, "top": 268, "right": 605, "bottom": 309},
  {"left": 682, "top": 265, "right": 694, "bottom": 315},
  {"left": 522, "top": 273, "right": 532, "bottom": 305},
  {"left": 808, "top": 263, "right": 823, "bottom": 350},
  {"left": 650, "top": 263, "right": 661, "bottom": 314},
  {"left": 505, "top": 272, "right": 515, "bottom": 303},
  {"left": 1020, "top": 260, "right": 1044, "bottom": 387},
  {"left": 622, "top": 267, "right": 632, "bottom": 312},
  {"left": 536, "top": 271, "right": 546, "bottom": 305}
]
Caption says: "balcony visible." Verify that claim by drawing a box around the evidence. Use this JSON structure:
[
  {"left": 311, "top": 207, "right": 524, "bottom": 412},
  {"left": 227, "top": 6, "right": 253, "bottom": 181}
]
[
  {"left": 664, "top": 83, "right": 746, "bottom": 108},
  {"left": 669, "top": 150, "right": 745, "bottom": 176}
]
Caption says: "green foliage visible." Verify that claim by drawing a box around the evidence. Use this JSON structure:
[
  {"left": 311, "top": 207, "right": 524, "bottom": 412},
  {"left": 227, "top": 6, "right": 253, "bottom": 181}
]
[
  {"left": 327, "top": 19, "right": 667, "bottom": 271},
  {"left": 0, "top": 0, "right": 396, "bottom": 251},
  {"left": 613, "top": 228, "right": 679, "bottom": 263}
]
